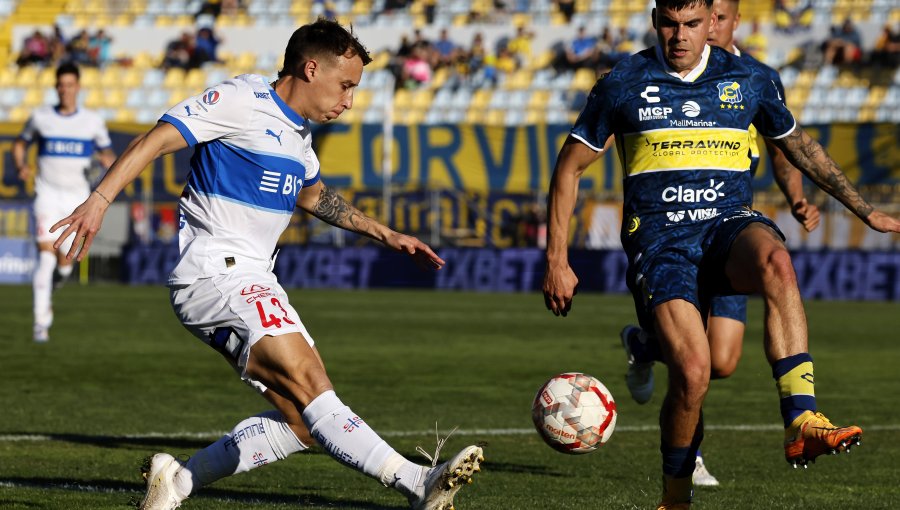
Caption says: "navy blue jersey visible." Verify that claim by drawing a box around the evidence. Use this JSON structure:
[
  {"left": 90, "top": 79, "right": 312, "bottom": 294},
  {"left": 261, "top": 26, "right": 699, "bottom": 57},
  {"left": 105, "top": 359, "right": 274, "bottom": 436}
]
[{"left": 572, "top": 45, "right": 795, "bottom": 219}]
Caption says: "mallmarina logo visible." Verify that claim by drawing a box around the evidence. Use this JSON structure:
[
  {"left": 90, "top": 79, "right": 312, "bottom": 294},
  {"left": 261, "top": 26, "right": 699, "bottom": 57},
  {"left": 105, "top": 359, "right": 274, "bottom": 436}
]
[{"left": 669, "top": 119, "right": 717, "bottom": 127}]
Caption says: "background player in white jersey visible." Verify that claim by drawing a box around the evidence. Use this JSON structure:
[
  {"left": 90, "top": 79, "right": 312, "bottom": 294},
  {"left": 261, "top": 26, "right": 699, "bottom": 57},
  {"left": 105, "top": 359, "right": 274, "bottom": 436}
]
[
  {"left": 51, "top": 19, "right": 482, "bottom": 510},
  {"left": 618, "top": 0, "right": 822, "bottom": 486},
  {"left": 543, "top": 1, "right": 900, "bottom": 507},
  {"left": 12, "top": 62, "right": 116, "bottom": 343}
]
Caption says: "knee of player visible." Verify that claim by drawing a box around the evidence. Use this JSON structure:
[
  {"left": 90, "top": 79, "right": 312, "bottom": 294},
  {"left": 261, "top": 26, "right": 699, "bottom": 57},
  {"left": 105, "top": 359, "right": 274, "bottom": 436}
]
[
  {"left": 669, "top": 358, "right": 711, "bottom": 401},
  {"left": 760, "top": 246, "right": 797, "bottom": 285},
  {"left": 710, "top": 358, "right": 738, "bottom": 379}
]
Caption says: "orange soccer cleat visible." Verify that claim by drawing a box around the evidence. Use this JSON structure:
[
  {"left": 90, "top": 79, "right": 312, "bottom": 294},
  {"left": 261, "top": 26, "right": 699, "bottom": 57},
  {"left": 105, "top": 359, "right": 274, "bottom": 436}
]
[{"left": 784, "top": 411, "right": 862, "bottom": 468}]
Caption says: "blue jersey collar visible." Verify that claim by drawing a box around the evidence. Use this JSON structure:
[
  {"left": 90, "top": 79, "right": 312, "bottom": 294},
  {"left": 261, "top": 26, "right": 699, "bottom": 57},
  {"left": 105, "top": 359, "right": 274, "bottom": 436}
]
[{"left": 269, "top": 85, "right": 308, "bottom": 128}]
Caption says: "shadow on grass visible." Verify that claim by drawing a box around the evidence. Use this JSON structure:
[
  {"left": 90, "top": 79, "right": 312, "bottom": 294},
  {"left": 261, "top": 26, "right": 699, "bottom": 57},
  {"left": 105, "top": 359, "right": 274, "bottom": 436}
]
[{"left": 0, "top": 476, "right": 403, "bottom": 509}]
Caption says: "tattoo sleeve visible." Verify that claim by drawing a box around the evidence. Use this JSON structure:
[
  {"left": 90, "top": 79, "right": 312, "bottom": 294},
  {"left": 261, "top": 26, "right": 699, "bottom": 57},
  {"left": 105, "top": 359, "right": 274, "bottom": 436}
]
[
  {"left": 775, "top": 128, "right": 873, "bottom": 219},
  {"left": 311, "top": 185, "right": 382, "bottom": 240}
]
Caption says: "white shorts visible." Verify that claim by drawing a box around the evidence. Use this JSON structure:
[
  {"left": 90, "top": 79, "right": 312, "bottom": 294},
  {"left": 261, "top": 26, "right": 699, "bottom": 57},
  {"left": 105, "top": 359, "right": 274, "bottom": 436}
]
[
  {"left": 33, "top": 189, "right": 89, "bottom": 249},
  {"left": 169, "top": 268, "right": 315, "bottom": 393}
]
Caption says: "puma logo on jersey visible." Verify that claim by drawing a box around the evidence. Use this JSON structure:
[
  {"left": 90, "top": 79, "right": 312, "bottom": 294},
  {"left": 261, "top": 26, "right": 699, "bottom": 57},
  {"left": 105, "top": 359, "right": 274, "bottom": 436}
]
[{"left": 265, "top": 129, "right": 283, "bottom": 146}]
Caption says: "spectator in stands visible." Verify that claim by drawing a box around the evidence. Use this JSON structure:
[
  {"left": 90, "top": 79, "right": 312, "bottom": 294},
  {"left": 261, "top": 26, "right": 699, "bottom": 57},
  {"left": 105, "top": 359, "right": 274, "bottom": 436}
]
[
  {"left": 433, "top": 28, "right": 458, "bottom": 69},
  {"left": 401, "top": 42, "right": 433, "bottom": 89},
  {"left": 48, "top": 25, "right": 68, "bottom": 65},
  {"left": 17, "top": 29, "right": 50, "bottom": 67},
  {"left": 555, "top": 0, "right": 575, "bottom": 24},
  {"left": 822, "top": 17, "right": 862, "bottom": 66},
  {"left": 554, "top": 25, "right": 598, "bottom": 73},
  {"left": 506, "top": 25, "right": 534, "bottom": 69},
  {"left": 741, "top": 19, "right": 768, "bottom": 62},
  {"left": 312, "top": 0, "right": 338, "bottom": 20},
  {"left": 88, "top": 29, "right": 112, "bottom": 67},
  {"left": 162, "top": 32, "right": 196, "bottom": 71},
  {"left": 774, "top": 0, "right": 813, "bottom": 34},
  {"left": 66, "top": 30, "right": 93, "bottom": 66},
  {"left": 195, "top": 27, "right": 222, "bottom": 65},
  {"left": 872, "top": 23, "right": 900, "bottom": 69}
]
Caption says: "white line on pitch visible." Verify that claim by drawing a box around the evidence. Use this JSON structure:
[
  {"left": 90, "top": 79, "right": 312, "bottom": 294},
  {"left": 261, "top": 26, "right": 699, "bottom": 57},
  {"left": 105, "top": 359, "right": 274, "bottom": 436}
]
[{"left": 1, "top": 423, "right": 899, "bottom": 442}]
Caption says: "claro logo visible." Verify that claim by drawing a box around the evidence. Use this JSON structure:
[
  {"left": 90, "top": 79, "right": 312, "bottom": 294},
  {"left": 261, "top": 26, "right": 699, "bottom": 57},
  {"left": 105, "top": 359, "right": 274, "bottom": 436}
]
[{"left": 662, "top": 179, "right": 725, "bottom": 203}]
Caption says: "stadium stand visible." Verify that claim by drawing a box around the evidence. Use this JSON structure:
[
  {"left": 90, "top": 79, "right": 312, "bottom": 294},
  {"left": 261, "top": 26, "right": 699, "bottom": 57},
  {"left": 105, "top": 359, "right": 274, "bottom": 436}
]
[{"left": 0, "top": 0, "right": 898, "bottom": 128}]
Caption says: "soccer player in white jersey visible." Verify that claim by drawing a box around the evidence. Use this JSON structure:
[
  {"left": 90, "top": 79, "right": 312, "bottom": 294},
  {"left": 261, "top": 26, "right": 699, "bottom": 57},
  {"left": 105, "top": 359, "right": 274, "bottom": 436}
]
[
  {"left": 51, "top": 20, "right": 483, "bottom": 510},
  {"left": 12, "top": 62, "right": 116, "bottom": 343}
]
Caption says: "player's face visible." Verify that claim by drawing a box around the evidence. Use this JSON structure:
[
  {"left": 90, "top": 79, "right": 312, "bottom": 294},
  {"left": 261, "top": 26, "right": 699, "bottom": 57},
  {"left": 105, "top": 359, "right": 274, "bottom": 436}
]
[
  {"left": 55, "top": 73, "right": 80, "bottom": 110},
  {"left": 653, "top": 3, "right": 715, "bottom": 75},
  {"left": 708, "top": 0, "right": 740, "bottom": 51},
  {"left": 308, "top": 52, "right": 363, "bottom": 123}
]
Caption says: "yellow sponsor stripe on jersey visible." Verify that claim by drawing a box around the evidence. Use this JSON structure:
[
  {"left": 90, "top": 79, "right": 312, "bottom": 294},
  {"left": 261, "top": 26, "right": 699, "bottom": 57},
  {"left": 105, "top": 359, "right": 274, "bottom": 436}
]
[
  {"left": 620, "top": 127, "right": 753, "bottom": 176},
  {"left": 748, "top": 124, "right": 760, "bottom": 158}
]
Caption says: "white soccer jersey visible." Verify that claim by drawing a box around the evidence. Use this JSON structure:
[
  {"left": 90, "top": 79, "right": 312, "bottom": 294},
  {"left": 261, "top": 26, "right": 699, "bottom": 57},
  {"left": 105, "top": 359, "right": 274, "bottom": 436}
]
[
  {"left": 18, "top": 106, "right": 112, "bottom": 197},
  {"left": 160, "top": 74, "right": 321, "bottom": 285}
]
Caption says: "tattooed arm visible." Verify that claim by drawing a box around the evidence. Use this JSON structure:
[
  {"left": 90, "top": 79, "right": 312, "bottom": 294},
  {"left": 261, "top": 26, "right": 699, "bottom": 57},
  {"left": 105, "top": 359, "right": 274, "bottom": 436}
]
[
  {"left": 298, "top": 180, "right": 388, "bottom": 242},
  {"left": 297, "top": 180, "right": 445, "bottom": 269},
  {"left": 770, "top": 127, "right": 900, "bottom": 233}
]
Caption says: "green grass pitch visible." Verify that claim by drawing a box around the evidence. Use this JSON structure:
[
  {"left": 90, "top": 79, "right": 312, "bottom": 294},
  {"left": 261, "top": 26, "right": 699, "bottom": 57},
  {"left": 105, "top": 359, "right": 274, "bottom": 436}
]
[{"left": 1, "top": 284, "right": 898, "bottom": 509}]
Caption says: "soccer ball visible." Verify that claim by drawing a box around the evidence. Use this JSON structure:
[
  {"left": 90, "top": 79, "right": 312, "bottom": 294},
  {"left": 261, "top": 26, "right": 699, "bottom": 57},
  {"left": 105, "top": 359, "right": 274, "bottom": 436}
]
[{"left": 531, "top": 372, "right": 617, "bottom": 454}]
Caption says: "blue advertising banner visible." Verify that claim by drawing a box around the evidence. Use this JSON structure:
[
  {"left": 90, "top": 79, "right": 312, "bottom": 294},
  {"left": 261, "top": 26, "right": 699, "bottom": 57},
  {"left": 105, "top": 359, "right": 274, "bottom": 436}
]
[
  {"left": 121, "top": 244, "right": 900, "bottom": 301},
  {"left": 0, "top": 238, "right": 35, "bottom": 284},
  {"left": 2, "top": 122, "right": 899, "bottom": 201}
]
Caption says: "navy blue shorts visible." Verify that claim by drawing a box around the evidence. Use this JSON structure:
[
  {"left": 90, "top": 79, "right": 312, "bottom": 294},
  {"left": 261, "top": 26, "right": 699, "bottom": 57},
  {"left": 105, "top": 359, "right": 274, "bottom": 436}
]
[
  {"left": 622, "top": 206, "right": 780, "bottom": 332},
  {"left": 709, "top": 294, "right": 748, "bottom": 323}
]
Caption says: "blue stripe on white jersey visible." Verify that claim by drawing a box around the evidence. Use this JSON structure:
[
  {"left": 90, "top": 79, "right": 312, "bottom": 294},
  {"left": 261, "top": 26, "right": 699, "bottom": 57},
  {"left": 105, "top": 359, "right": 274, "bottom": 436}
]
[
  {"left": 37, "top": 136, "right": 96, "bottom": 157},
  {"left": 187, "top": 139, "right": 307, "bottom": 214}
]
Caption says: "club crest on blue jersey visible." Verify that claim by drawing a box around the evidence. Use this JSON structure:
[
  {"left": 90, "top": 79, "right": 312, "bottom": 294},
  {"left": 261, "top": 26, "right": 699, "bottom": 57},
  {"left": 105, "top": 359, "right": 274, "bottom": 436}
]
[
  {"left": 717, "top": 81, "right": 743, "bottom": 104},
  {"left": 202, "top": 89, "right": 221, "bottom": 105}
]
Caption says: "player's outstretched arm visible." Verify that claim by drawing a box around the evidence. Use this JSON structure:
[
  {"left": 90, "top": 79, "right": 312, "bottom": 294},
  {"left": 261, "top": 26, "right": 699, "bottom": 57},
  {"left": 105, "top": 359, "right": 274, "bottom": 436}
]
[
  {"left": 543, "top": 137, "right": 602, "bottom": 317},
  {"left": 50, "top": 122, "right": 188, "bottom": 261},
  {"left": 11, "top": 138, "right": 33, "bottom": 181},
  {"left": 772, "top": 127, "right": 900, "bottom": 233},
  {"left": 297, "top": 180, "right": 444, "bottom": 270},
  {"left": 766, "top": 138, "right": 820, "bottom": 231}
]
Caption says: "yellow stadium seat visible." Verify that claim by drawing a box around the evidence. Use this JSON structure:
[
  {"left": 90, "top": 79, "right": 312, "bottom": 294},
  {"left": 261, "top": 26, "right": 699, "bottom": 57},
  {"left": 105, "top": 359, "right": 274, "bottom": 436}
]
[
  {"left": 351, "top": 89, "right": 372, "bottom": 110},
  {"left": 99, "top": 67, "right": 123, "bottom": 88},
  {"left": 465, "top": 108, "right": 485, "bottom": 124},
  {"left": 572, "top": 68, "right": 596, "bottom": 91},
  {"left": 103, "top": 88, "right": 125, "bottom": 108},
  {"left": 79, "top": 67, "right": 101, "bottom": 88},
  {"left": 83, "top": 88, "right": 104, "bottom": 108},
  {"left": 15, "top": 66, "right": 38, "bottom": 88},
  {"left": 393, "top": 89, "right": 413, "bottom": 109},
  {"left": 37, "top": 67, "right": 56, "bottom": 88},
  {"left": 9, "top": 106, "right": 31, "bottom": 123},
  {"left": 504, "top": 70, "right": 532, "bottom": 90},
  {"left": 121, "top": 68, "right": 143, "bottom": 88},
  {"left": 185, "top": 68, "right": 206, "bottom": 89},
  {"left": 0, "top": 68, "right": 16, "bottom": 87},
  {"left": 527, "top": 90, "right": 550, "bottom": 109},
  {"left": 23, "top": 88, "right": 44, "bottom": 107},
  {"left": 470, "top": 89, "right": 492, "bottom": 110},
  {"left": 114, "top": 108, "right": 136, "bottom": 123},
  {"left": 484, "top": 109, "right": 506, "bottom": 126},
  {"left": 163, "top": 68, "right": 186, "bottom": 88}
]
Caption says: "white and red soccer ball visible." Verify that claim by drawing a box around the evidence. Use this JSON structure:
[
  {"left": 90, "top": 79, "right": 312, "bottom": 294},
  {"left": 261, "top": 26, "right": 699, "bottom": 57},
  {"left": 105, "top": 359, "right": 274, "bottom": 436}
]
[{"left": 532, "top": 372, "right": 617, "bottom": 454}]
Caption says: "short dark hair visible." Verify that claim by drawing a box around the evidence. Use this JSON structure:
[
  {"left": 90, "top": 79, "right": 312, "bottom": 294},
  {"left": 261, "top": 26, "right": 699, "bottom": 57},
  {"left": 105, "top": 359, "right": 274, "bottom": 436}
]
[
  {"left": 278, "top": 18, "right": 372, "bottom": 79},
  {"left": 656, "top": 0, "right": 714, "bottom": 9},
  {"left": 56, "top": 62, "right": 80, "bottom": 81}
]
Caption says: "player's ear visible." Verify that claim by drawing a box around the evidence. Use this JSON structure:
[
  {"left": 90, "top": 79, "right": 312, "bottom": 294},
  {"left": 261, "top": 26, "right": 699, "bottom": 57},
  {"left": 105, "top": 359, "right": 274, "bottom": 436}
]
[
  {"left": 303, "top": 59, "right": 318, "bottom": 81},
  {"left": 651, "top": 8, "right": 657, "bottom": 30}
]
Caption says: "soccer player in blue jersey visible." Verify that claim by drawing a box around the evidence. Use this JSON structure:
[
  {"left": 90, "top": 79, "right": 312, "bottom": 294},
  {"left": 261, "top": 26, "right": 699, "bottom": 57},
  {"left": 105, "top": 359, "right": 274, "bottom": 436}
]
[
  {"left": 12, "top": 62, "right": 117, "bottom": 343},
  {"left": 52, "top": 19, "right": 482, "bottom": 510},
  {"left": 617, "top": 0, "right": 822, "bottom": 487},
  {"left": 542, "top": 1, "right": 900, "bottom": 508}
]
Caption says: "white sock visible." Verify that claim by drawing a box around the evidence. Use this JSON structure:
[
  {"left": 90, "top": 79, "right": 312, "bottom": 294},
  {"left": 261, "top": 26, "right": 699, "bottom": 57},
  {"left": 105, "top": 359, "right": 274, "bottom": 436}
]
[
  {"left": 302, "top": 390, "right": 425, "bottom": 497},
  {"left": 173, "top": 410, "right": 306, "bottom": 497},
  {"left": 56, "top": 263, "right": 73, "bottom": 278},
  {"left": 33, "top": 251, "right": 56, "bottom": 327}
]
